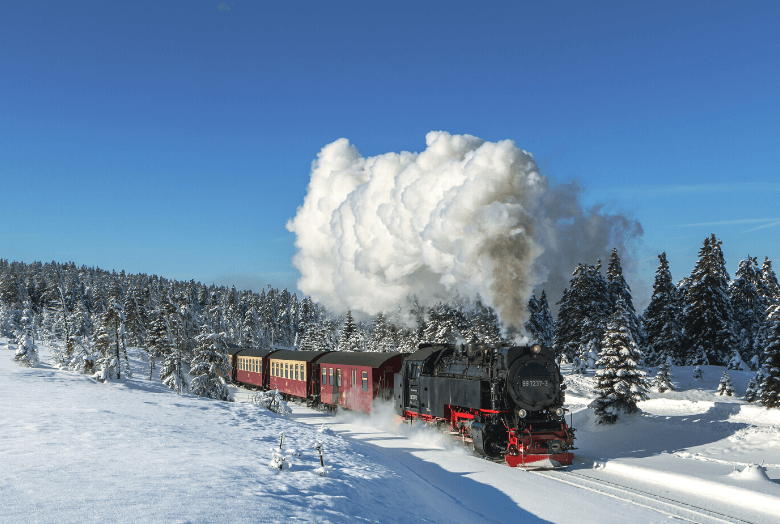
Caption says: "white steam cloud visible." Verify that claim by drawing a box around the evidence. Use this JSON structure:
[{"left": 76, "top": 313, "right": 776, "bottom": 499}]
[{"left": 287, "top": 131, "right": 642, "bottom": 330}]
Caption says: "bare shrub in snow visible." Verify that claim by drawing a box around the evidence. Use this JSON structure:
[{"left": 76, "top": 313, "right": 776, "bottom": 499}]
[{"left": 269, "top": 432, "right": 289, "bottom": 470}]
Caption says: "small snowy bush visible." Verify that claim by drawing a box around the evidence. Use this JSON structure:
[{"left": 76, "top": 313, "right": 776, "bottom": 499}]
[{"left": 252, "top": 387, "right": 291, "bottom": 416}]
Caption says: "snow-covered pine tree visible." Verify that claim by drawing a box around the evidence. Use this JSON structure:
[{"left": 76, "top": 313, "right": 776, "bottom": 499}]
[
  {"left": 93, "top": 313, "right": 119, "bottom": 381},
  {"left": 653, "top": 355, "right": 675, "bottom": 393},
  {"left": 423, "top": 303, "right": 461, "bottom": 344},
  {"left": 159, "top": 336, "right": 186, "bottom": 394},
  {"left": 525, "top": 291, "right": 554, "bottom": 346},
  {"left": 242, "top": 305, "right": 259, "bottom": 349},
  {"left": 761, "top": 257, "right": 780, "bottom": 304},
  {"left": 607, "top": 248, "right": 642, "bottom": 347},
  {"left": 13, "top": 329, "right": 39, "bottom": 367},
  {"left": 189, "top": 328, "right": 232, "bottom": 401},
  {"left": 123, "top": 289, "right": 148, "bottom": 347},
  {"left": 729, "top": 256, "right": 767, "bottom": 361},
  {"left": 104, "top": 280, "right": 130, "bottom": 378},
  {"left": 338, "top": 310, "right": 358, "bottom": 351},
  {"left": 464, "top": 297, "right": 503, "bottom": 345},
  {"left": 693, "top": 365, "right": 703, "bottom": 380},
  {"left": 681, "top": 234, "right": 737, "bottom": 365},
  {"left": 758, "top": 316, "right": 780, "bottom": 408},
  {"left": 590, "top": 297, "right": 649, "bottom": 424},
  {"left": 146, "top": 309, "right": 171, "bottom": 380},
  {"left": 555, "top": 262, "right": 611, "bottom": 364},
  {"left": 745, "top": 377, "right": 758, "bottom": 402},
  {"left": 642, "top": 252, "right": 685, "bottom": 364},
  {"left": 717, "top": 370, "right": 735, "bottom": 396}
]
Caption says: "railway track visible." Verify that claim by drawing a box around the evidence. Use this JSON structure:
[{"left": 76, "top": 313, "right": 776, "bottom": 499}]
[{"left": 529, "top": 467, "right": 757, "bottom": 524}]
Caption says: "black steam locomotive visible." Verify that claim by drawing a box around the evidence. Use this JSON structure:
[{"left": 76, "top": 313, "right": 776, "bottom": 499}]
[{"left": 394, "top": 343, "right": 575, "bottom": 467}]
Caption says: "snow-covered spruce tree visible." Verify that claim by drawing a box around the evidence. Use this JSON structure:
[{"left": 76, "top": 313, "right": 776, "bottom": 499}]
[
  {"left": 745, "top": 377, "right": 758, "bottom": 402},
  {"left": 607, "top": 248, "right": 642, "bottom": 349},
  {"left": 14, "top": 329, "right": 39, "bottom": 367},
  {"left": 717, "top": 370, "right": 735, "bottom": 396},
  {"left": 525, "top": 291, "right": 554, "bottom": 346},
  {"left": 590, "top": 297, "right": 649, "bottom": 424},
  {"left": 123, "top": 289, "right": 148, "bottom": 347},
  {"left": 422, "top": 303, "right": 461, "bottom": 344},
  {"left": 146, "top": 309, "right": 171, "bottom": 380},
  {"left": 159, "top": 338, "right": 186, "bottom": 394},
  {"left": 758, "top": 316, "right": 780, "bottom": 408},
  {"left": 104, "top": 285, "right": 130, "bottom": 379},
  {"left": 338, "top": 310, "right": 358, "bottom": 351},
  {"left": 681, "top": 234, "right": 737, "bottom": 365},
  {"left": 761, "top": 257, "right": 780, "bottom": 304},
  {"left": 555, "top": 262, "right": 611, "bottom": 364},
  {"left": 93, "top": 313, "right": 119, "bottom": 381},
  {"left": 693, "top": 364, "right": 703, "bottom": 380},
  {"left": 464, "top": 297, "right": 503, "bottom": 345},
  {"left": 729, "top": 256, "right": 768, "bottom": 361},
  {"left": 367, "top": 312, "right": 390, "bottom": 352},
  {"left": 653, "top": 355, "right": 675, "bottom": 393},
  {"left": 242, "top": 305, "right": 259, "bottom": 349},
  {"left": 189, "top": 328, "right": 232, "bottom": 401},
  {"left": 642, "top": 252, "right": 685, "bottom": 364}
]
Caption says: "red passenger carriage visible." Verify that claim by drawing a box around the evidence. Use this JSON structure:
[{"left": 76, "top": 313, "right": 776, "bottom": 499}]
[
  {"left": 268, "top": 350, "right": 330, "bottom": 403},
  {"left": 235, "top": 348, "right": 279, "bottom": 388},
  {"left": 318, "top": 351, "right": 404, "bottom": 413}
]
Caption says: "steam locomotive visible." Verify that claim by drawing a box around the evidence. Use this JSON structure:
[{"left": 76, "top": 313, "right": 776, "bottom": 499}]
[{"left": 394, "top": 343, "right": 575, "bottom": 467}]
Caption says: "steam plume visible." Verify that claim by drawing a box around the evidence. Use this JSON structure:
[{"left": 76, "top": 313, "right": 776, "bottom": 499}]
[{"left": 287, "top": 132, "right": 642, "bottom": 330}]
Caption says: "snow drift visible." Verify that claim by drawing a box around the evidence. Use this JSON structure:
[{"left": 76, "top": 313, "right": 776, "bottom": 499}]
[{"left": 287, "top": 131, "right": 642, "bottom": 330}]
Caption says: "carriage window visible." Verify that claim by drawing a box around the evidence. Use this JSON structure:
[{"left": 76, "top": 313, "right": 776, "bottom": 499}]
[
  {"left": 329, "top": 368, "right": 333, "bottom": 386},
  {"left": 352, "top": 369, "right": 356, "bottom": 387},
  {"left": 336, "top": 368, "right": 341, "bottom": 387},
  {"left": 285, "top": 363, "right": 289, "bottom": 379},
  {"left": 295, "top": 364, "right": 299, "bottom": 381},
  {"left": 322, "top": 368, "right": 327, "bottom": 386},
  {"left": 362, "top": 371, "right": 368, "bottom": 391}
]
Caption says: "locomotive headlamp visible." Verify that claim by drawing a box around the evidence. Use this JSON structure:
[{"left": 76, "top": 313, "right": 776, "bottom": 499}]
[
  {"left": 554, "top": 407, "right": 564, "bottom": 417},
  {"left": 517, "top": 409, "right": 527, "bottom": 419},
  {"left": 532, "top": 344, "right": 542, "bottom": 354}
]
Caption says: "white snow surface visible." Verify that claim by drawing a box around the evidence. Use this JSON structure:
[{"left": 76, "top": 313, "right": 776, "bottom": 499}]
[{"left": 2, "top": 338, "right": 779, "bottom": 523}]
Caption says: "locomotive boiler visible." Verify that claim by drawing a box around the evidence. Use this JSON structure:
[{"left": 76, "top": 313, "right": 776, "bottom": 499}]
[{"left": 394, "top": 342, "right": 575, "bottom": 467}]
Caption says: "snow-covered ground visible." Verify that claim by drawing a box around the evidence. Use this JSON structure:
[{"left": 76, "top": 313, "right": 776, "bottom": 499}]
[{"left": 2, "top": 338, "right": 779, "bottom": 523}]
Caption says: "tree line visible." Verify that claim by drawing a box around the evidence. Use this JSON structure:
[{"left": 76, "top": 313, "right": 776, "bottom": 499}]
[{"left": 1, "top": 231, "right": 779, "bottom": 409}]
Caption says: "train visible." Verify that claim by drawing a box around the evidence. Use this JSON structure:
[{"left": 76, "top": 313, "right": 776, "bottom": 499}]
[{"left": 229, "top": 342, "right": 575, "bottom": 467}]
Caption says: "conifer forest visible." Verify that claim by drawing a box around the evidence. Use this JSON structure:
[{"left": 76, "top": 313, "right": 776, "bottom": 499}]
[{"left": 2, "top": 233, "right": 780, "bottom": 409}]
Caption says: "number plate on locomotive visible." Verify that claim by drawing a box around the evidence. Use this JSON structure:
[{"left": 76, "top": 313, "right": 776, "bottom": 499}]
[{"left": 522, "top": 380, "right": 549, "bottom": 387}]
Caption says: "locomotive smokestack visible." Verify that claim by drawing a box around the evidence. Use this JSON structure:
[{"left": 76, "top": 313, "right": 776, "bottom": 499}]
[{"left": 287, "top": 131, "right": 642, "bottom": 331}]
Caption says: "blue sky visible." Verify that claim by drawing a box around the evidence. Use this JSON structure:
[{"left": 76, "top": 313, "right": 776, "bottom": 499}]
[{"left": 2, "top": 1, "right": 778, "bottom": 309}]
